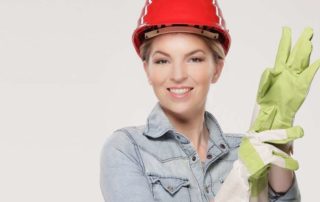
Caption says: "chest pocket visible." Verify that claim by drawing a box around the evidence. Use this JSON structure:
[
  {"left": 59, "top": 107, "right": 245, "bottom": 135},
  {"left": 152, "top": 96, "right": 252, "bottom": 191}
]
[{"left": 147, "top": 173, "right": 191, "bottom": 202}]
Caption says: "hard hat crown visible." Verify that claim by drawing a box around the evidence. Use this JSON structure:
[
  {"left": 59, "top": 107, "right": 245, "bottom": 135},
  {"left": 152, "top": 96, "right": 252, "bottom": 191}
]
[{"left": 132, "top": 0, "right": 231, "bottom": 57}]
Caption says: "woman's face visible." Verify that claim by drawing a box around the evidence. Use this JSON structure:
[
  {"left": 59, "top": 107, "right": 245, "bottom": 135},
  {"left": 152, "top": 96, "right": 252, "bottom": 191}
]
[{"left": 143, "top": 33, "right": 224, "bottom": 118}]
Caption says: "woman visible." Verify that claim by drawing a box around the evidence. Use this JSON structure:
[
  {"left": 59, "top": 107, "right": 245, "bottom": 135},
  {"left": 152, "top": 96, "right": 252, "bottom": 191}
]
[{"left": 100, "top": 0, "right": 300, "bottom": 201}]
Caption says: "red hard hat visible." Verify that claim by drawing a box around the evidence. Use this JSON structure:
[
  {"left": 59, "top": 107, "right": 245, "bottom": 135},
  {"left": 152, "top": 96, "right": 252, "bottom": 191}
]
[{"left": 132, "top": 0, "right": 231, "bottom": 58}]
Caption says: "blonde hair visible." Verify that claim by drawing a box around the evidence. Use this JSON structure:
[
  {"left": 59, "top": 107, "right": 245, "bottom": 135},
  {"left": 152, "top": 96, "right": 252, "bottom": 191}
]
[{"left": 139, "top": 33, "right": 226, "bottom": 64}]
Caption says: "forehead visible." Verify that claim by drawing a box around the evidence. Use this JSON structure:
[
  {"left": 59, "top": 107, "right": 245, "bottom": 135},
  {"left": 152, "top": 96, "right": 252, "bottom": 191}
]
[{"left": 149, "top": 33, "right": 210, "bottom": 54}]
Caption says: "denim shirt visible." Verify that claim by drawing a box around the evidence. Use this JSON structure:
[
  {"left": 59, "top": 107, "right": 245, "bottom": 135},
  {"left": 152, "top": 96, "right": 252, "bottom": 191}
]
[{"left": 100, "top": 102, "right": 300, "bottom": 202}]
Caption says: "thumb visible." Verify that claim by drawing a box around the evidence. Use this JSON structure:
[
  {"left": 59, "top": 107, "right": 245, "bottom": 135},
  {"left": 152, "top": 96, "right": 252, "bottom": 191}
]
[
  {"left": 271, "top": 149, "right": 300, "bottom": 171},
  {"left": 257, "top": 68, "right": 273, "bottom": 103}
]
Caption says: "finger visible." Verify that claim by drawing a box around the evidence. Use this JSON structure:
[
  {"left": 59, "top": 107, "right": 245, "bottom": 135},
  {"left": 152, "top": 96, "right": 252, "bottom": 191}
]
[
  {"left": 301, "top": 58, "right": 320, "bottom": 88},
  {"left": 251, "top": 142, "right": 299, "bottom": 172},
  {"left": 241, "top": 137, "right": 299, "bottom": 176},
  {"left": 248, "top": 126, "right": 304, "bottom": 144},
  {"left": 257, "top": 68, "right": 273, "bottom": 100},
  {"left": 274, "top": 27, "right": 292, "bottom": 72},
  {"left": 287, "top": 27, "right": 313, "bottom": 74},
  {"left": 271, "top": 150, "right": 299, "bottom": 171}
]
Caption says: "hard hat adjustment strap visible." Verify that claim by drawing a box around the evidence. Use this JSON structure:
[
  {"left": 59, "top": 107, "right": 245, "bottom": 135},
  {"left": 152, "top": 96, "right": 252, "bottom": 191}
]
[{"left": 144, "top": 26, "right": 219, "bottom": 40}]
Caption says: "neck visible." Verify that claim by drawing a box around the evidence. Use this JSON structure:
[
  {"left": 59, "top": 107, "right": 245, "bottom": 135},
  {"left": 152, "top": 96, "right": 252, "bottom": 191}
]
[{"left": 162, "top": 106, "right": 209, "bottom": 151}]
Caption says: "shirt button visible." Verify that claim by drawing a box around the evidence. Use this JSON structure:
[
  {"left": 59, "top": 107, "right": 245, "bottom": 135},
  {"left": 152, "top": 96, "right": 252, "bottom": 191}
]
[
  {"left": 219, "top": 143, "right": 226, "bottom": 150},
  {"left": 192, "top": 155, "right": 196, "bottom": 161},
  {"left": 219, "top": 178, "right": 224, "bottom": 184},
  {"left": 207, "top": 154, "right": 212, "bottom": 159}
]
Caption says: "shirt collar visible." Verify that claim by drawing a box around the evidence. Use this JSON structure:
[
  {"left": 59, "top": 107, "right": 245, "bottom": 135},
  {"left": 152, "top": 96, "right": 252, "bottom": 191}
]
[
  {"left": 143, "top": 102, "right": 175, "bottom": 138},
  {"left": 143, "top": 102, "right": 229, "bottom": 150}
]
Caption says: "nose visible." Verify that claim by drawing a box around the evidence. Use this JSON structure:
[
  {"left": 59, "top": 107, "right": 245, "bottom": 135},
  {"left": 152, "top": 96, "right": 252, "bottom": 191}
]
[{"left": 170, "top": 62, "right": 188, "bottom": 82}]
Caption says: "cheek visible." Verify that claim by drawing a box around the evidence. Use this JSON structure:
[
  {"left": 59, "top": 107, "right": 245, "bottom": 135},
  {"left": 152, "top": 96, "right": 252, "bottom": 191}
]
[
  {"left": 189, "top": 67, "right": 213, "bottom": 84},
  {"left": 148, "top": 67, "right": 169, "bottom": 85}
]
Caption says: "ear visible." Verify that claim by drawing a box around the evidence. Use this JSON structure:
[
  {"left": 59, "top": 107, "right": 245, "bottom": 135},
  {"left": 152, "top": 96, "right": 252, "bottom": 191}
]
[
  {"left": 211, "top": 59, "right": 224, "bottom": 83},
  {"left": 143, "top": 61, "right": 152, "bottom": 85}
]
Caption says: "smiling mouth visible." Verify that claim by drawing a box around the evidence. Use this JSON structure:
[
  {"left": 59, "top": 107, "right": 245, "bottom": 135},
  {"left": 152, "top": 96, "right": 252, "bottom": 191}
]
[{"left": 167, "top": 87, "right": 194, "bottom": 95}]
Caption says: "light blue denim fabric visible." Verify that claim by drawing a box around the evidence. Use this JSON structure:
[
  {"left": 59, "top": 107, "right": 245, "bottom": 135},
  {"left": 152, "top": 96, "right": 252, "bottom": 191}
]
[{"left": 100, "top": 102, "right": 300, "bottom": 202}]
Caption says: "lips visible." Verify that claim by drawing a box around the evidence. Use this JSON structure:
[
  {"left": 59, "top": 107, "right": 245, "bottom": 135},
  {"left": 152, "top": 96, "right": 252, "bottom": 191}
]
[
  {"left": 166, "top": 87, "right": 194, "bottom": 98},
  {"left": 167, "top": 87, "right": 193, "bottom": 94}
]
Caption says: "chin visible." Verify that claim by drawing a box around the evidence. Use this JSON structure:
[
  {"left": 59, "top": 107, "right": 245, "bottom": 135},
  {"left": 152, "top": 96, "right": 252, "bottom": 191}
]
[{"left": 160, "top": 100, "right": 199, "bottom": 119}]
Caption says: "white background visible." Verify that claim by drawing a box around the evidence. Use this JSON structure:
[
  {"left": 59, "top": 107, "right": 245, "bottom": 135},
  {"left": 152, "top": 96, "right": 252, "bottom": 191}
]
[{"left": 0, "top": 0, "right": 319, "bottom": 201}]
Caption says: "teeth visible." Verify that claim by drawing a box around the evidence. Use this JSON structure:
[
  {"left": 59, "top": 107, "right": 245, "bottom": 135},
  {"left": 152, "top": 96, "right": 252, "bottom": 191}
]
[{"left": 169, "top": 88, "right": 191, "bottom": 94}]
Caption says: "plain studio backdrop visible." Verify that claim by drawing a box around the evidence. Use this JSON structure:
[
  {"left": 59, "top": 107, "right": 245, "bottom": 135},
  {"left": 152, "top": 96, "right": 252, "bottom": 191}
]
[{"left": 0, "top": 0, "right": 319, "bottom": 201}]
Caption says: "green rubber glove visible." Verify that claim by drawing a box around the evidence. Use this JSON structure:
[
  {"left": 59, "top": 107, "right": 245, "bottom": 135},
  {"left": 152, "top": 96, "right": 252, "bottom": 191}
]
[{"left": 251, "top": 27, "right": 320, "bottom": 132}]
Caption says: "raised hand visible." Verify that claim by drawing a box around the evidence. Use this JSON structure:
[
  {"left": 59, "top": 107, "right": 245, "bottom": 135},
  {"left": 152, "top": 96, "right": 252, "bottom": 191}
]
[{"left": 251, "top": 27, "right": 320, "bottom": 132}]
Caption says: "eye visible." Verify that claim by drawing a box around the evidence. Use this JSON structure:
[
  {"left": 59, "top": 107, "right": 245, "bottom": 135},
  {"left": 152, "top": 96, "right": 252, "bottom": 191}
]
[
  {"left": 154, "top": 59, "right": 169, "bottom": 64},
  {"left": 189, "top": 57, "right": 204, "bottom": 63}
]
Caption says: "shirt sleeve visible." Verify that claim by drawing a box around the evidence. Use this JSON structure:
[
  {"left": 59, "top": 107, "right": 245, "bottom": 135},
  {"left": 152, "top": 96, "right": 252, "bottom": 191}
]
[
  {"left": 268, "top": 173, "right": 300, "bottom": 202},
  {"left": 100, "top": 130, "right": 156, "bottom": 202}
]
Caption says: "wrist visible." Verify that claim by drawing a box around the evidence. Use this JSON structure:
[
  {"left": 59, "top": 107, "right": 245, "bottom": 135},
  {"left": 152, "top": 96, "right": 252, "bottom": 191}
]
[{"left": 268, "top": 164, "right": 294, "bottom": 193}]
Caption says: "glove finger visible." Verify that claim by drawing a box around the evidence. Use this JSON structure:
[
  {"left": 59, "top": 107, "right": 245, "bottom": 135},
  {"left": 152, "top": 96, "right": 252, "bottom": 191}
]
[
  {"left": 243, "top": 141, "right": 298, "bottom": 177},
  {"left": 274, "top": 27, "right": 292, "bottom": 72},
  {"left": 252, "top": 143, "right": 298, "bottom": 172},
  {"left": 287, "top": 27, "right": 313, "bottom": 74},
  {"left": 249, "top": 151, "right": 298, "bottom": 179},
  {"left": 259, "top": 126, "right": 304, "bottom": 144},
  {"left": 271, "top": 150, "right": 299, "bottom": 171},
  {"left": 251, "top": 68, "right": 275, "bottom": 132},
  {"left": 300, "top": 58, "right": 320, "bottom": 88},
  {"left": 257, "top": 68, "right": 273, "bottom": 101}
]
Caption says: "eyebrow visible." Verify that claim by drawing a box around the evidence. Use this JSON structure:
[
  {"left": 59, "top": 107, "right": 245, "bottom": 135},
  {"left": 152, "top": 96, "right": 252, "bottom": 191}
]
[{"left": 151, "top": 49, "right": 206, "bottom": 58}]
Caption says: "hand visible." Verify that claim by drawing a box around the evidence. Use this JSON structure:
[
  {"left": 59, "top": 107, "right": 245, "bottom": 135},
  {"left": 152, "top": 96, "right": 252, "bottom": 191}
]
[
  {"left": 251, "top": 27, "right": 320, "bottom": 132},
  {"left": 239, "top": 126, "right": 303, "bottom": 198},
  {"left": 215, "top": 126, "right": 303, "bottom": 202}
]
